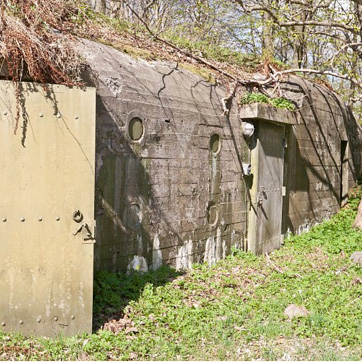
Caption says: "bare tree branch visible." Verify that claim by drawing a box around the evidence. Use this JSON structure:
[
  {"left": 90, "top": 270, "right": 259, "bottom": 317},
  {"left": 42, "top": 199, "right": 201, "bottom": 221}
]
[
  {"left": 233, "top": 0, "right": 359, "bottom": 34},
  {"left": 327, "top": 42, "right": 362, "bottom": 66},
  {"left": 278, "top": 20, "right": 358, "bottom": 33},
  {"left": 266, "top": 66, "right": 362, "bottom": 90},
  {"left": 123, "top": 0, "right": 241, "bottom": 82}
]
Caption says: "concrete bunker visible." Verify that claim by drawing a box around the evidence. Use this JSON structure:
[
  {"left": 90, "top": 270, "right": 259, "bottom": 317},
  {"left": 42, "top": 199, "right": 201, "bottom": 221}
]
[
  {"left": 85, "top": 40, "right": 362, "bottom": 273},
  {"left": 1, "top": 39, "right": 362, "bottom": 337}
]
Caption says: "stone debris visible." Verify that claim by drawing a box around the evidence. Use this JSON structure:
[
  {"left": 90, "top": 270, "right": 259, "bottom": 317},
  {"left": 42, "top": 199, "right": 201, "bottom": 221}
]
[
  {"left": 350, "top": 251, "right": 362, "bottom": 266},
  {"left": 284, "top": 304, "right": 310, "bottom": 318}
]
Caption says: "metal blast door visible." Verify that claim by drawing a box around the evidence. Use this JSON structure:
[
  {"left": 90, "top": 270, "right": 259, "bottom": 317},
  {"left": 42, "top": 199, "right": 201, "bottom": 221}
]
[
  {"left": 0, "top": 81, "right": 96, "bottom": 337},
  {"left": 249, "top": 121, "right": 285, "bottom": 254}
]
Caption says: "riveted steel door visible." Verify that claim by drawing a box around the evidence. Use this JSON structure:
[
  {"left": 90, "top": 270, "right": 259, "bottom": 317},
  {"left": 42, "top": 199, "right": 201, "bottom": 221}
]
[
  {"left": 249, "top": 121, "right": 285, "bottom": 254},
  {"left": 0, "top": 81, "right": 96, "bottom": 337}
]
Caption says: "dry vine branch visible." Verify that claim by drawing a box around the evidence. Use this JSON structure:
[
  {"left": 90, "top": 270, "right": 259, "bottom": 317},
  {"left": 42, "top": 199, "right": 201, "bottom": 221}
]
[
  {"left": 222, "top": 81, "right": 240, "bottom": 115},
  {"left": 0, "top": 0, "right": 84, "bottom": 134},
  {"left": 0, "top": 0, "right": 82, "bottom": 85},
  {"left": 265, "top": 252, "right": 284, "bottom": 274}
]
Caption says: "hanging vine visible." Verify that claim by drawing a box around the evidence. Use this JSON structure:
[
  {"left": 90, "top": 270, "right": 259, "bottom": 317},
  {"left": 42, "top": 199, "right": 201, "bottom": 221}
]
[{"left": 0, "top": 0, "right": 84, "bottom": 134}]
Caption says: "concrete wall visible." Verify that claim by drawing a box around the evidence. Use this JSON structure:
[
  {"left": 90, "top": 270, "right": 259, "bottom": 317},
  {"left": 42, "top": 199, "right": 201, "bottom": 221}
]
[
  {"left": 81, "top": 40, "right": 248, "bottom": 272},
  {"left": 80, "top": 40, "right": 362, "bottom": 272},
  {"left": 280, "top": 78, "right": 362, "bottom": 235}
]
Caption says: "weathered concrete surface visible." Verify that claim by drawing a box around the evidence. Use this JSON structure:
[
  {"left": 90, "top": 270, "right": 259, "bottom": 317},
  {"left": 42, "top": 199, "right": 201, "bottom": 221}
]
[
  {"left": 241, "top": 103, "right": 297, "bottom": 125},
  {"left": 241, "top": 78, "right": 362, "bottom": 243},
  {"left": 279, "top": 77, "right": 362, "bottom": 235},
  {"left": 79, "top": 40, "right": 362, "bottom": 269},
  {"left": 81, "top": 40, "right": 247, "bottom": 272}
]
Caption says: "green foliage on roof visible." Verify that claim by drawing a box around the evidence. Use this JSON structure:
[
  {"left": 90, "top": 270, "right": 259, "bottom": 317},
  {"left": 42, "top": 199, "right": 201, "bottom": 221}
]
[{"left": 240, "top": 92, "right": 296, "bottom": 111}]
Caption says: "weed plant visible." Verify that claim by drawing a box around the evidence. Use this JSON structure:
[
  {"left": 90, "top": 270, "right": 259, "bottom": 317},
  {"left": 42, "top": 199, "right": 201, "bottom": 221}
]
[
  {"left": 240, "top": 92, "right": 296, "bottom": 111},
  {"left": 1, "top": 190, "right": 362, "bottom": 360}
]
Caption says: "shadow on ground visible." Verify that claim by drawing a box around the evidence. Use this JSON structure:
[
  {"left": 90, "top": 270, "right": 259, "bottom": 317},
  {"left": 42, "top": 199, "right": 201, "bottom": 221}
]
[{"left": 92, "top": 265, "right": 184, "bottom": 332}]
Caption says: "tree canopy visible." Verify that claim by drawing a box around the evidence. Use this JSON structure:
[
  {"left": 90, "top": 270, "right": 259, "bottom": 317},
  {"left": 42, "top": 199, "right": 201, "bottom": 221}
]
[
  {"left": 2, "top": 0, "right": 362, "bottom": 116},
  {"left": 88, "top": 0, "right": 362, "bottom": 116}
]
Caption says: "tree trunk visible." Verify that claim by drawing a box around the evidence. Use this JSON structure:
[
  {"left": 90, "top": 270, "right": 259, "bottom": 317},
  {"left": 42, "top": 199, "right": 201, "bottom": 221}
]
[
  {"left": 351, "top": 1, "right": 362, "bottom": 230},
  {"left": 291, "top": 3, "right": 308, "bottom": 68},
  {"left": 88, "top": 0, "right": 106, "bottom": 13},
  {"left": 262, "top": 11, "right": 274, "bottom": 58},
  {"left": 108, "top": 0, "right": 122, "bottom": 18},
  {"left": 292, "top": 24, "right": 304, "bottom": 68}
]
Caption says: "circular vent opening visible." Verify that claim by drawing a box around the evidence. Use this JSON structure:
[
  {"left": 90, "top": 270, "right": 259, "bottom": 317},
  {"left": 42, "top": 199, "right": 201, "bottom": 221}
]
[
  {"left": 210, "top": 133, "right": 221, "bottom": 154},
  {"left": 129, "top": 117, "right": 144, "bottom": 141}
]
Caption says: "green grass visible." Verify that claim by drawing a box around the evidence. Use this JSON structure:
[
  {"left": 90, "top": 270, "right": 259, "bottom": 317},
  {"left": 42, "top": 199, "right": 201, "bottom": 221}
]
[{"left": 1, "top": 190, "right": 362, "bottom": 360}]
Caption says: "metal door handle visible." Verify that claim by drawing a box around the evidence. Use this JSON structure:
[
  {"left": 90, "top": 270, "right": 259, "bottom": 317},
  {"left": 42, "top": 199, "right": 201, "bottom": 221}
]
[
  {"left": 73, "top": 222, "right": 93, "bottom": 239},
  {"left": 73, "top": 223, "right": 86, "bottom": 235}
]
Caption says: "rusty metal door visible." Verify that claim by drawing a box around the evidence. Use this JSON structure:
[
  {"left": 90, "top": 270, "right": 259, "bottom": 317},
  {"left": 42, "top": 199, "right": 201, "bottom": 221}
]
[
  {"left": 249, "top": 121, "right": 285, "bottom": 254},
  {"left": 0, "top": 81, "right": 96, "bottom": 337}
]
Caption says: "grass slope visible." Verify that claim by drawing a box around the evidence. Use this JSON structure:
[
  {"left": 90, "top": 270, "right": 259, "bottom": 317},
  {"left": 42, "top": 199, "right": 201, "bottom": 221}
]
[{"left": 1, "top": 190, "right": 362, "bottom": 360}]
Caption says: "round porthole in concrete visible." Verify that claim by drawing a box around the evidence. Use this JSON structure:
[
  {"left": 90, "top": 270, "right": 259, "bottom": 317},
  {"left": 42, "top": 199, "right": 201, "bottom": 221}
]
[
  {"left": 129, "top": 117, "right": 144, "bottom": 141},
  {"left": 210, "top": 133, "right": 221, "bottom": 154}
]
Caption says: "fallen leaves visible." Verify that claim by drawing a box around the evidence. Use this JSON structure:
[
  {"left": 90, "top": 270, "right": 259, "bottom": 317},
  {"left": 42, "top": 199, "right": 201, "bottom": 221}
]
[
  {"left": 102, "top": 315, "right": 139, "bottom": 335},
  {"left": 351, "top": 277, "right": 362, "bottom": 285}
]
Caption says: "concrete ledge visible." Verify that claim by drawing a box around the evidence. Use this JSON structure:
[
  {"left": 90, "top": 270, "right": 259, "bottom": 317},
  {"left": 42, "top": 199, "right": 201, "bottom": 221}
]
[{"left": 240, "top": 103, "right": 297, "bottom": 125}]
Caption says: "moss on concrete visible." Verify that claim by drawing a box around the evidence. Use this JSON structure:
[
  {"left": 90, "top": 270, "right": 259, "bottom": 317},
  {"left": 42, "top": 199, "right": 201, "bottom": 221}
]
[{"left": 179, "top": 63, "right": 217, "bottom": 85}]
